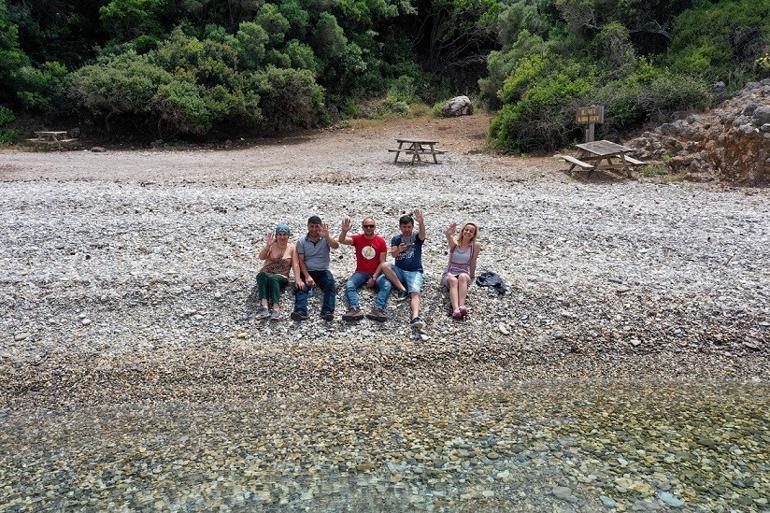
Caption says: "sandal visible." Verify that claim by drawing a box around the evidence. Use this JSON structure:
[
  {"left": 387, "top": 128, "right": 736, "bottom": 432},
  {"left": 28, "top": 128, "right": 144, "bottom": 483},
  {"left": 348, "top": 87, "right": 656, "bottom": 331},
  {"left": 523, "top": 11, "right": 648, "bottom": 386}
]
[
  {"left": 459, "top": 306, "right": 468, "bottom": 318},
  {"left": 452, "top": 309, "right": 463, "bottom": 319}
]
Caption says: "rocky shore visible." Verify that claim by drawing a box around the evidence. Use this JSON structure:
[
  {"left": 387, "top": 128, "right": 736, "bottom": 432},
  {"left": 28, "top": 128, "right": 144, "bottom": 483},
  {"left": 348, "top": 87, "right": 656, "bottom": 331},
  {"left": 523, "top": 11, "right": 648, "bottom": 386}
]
[{"left": 1, "top": 126, "right": 768, "bottom": 408}]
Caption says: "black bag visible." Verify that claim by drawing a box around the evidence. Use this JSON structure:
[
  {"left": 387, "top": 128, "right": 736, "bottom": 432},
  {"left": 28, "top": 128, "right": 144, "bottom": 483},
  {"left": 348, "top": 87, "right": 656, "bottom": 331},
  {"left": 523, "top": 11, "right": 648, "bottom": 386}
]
[{"left": 475, "top": 271, "right": 510, "bottom": 295}]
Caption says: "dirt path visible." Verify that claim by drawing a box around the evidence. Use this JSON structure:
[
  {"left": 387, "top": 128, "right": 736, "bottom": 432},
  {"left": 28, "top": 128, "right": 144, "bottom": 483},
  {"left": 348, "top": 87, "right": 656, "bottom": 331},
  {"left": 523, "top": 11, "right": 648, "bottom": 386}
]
[{"left": 0, "top": 114, "right": 557, "bottom": 184}]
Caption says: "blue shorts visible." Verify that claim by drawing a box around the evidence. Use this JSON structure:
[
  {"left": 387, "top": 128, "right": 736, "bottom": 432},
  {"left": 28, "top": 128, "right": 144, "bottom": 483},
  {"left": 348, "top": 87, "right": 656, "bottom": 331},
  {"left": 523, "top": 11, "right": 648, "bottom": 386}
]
[{"left": 393, "top": 266, "right": 424, "bottom": 294}]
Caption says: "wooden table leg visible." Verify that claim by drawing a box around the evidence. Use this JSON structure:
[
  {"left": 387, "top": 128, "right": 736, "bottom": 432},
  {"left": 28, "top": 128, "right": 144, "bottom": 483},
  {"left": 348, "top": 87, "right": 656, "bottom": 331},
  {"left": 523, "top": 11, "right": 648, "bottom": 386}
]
[
  {"left": 429, "top": 143, "right": 438, "bottom": 164},
  {"left": 410, "top": 143, "right": 420, "bottom": 165},
  {"left": 394, "top": 141, "right": 404, "bottom": 163}
]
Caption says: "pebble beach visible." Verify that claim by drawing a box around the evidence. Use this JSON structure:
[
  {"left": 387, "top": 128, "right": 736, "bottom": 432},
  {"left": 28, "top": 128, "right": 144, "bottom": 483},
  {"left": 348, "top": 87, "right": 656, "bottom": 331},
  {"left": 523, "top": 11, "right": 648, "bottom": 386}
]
[{"left": 1, "top": 116, "right": 768, "bottom": 512}]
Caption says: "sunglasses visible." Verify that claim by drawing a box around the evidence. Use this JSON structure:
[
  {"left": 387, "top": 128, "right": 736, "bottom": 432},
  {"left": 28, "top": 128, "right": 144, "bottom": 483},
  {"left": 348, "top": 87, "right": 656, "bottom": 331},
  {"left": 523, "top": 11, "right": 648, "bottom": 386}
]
[{"left": 362, "top": 225, "right": 375, "bottom": 228}]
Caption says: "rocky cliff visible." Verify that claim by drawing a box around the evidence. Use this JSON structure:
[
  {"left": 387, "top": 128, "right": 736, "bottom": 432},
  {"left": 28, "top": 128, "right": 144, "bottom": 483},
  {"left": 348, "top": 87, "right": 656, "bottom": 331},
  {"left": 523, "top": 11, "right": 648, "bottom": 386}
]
[{"left": 627, "top": 79, "right": 770, "bottom": 185}]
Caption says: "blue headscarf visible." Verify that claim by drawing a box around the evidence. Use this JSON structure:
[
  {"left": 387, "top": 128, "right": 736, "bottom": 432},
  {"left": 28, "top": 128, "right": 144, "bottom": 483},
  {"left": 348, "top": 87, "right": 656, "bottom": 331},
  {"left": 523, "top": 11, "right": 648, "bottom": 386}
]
[{"left": 274, "top": 223, "right": 291, "bottom": 236}]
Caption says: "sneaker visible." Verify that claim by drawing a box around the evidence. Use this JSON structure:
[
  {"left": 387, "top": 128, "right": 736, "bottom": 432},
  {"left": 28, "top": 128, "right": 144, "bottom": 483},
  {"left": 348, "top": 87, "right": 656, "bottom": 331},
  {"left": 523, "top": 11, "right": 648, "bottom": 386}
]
[
  {"left": 410, "top": 316, "right": 425, "bottom": 331},
  {"left": 320, "top": 312, "right": 334, "bottom": 322},
  {"left": 290, "top": 311, "right": 308, "bottom": 322},
  {"left": 270, "top": 310, "right": 283, "bottom": 321},
  {"left": 394, "top": 290, "right": 409, "bottom": 302},
  {"left": 342, "top": 308, "right": 364, "bottom": 322},
  {"left": 256, "top": 307, "right": 271, "bottom": 319},
  {"left": 366, "top": 308, "right": 388, "bottom": 322}
]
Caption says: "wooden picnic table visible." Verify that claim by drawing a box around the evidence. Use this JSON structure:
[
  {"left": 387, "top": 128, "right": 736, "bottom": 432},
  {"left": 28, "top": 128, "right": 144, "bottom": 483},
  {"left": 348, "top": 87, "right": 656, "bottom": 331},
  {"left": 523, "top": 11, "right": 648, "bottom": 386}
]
[
  {"left": 27, "top": 130, "right": 77, "bottom": 148},
  {"left": 34, "top": 130, "right": 69, "bottom": 142},
  {"left": 389, "top": 138, "right": 445, "bottom": 164},
  {"left": 559, "top": 139, "right": 644, "bottom": 178}
]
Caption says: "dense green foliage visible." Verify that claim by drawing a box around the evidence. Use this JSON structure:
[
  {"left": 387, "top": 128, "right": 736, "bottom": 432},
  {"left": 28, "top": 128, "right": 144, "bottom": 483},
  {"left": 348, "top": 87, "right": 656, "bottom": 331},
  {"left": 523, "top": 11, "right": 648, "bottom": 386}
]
[
  {"left": 0, "top": 0, "right": 767, "bottom": 144},
  {"left": 485, "top": 0, "right": 769, "bottom": 152}
]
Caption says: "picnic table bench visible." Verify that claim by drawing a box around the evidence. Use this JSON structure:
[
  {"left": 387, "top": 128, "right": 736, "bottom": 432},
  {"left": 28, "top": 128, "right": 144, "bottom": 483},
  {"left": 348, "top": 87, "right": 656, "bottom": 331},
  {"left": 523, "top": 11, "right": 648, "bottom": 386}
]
[
  {"left": 557, "top": 139, "right": 645, "bottom": 178},
  {"left": 27, "top": 130, "right": 78, "bottom": 148},
  {"left": 389, "top": 138, "right": 445, "bottom": 164}
]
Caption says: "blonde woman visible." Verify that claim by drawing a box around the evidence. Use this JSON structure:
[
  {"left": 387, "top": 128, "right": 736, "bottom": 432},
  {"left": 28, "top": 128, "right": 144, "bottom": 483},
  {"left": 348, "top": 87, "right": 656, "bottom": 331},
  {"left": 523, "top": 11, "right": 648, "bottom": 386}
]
[
  {"left": 256, "top": 224, "right": 302, "bottom": 320},
  {"left": 442, "top": 222, "right": 481, "bottom": 319}
]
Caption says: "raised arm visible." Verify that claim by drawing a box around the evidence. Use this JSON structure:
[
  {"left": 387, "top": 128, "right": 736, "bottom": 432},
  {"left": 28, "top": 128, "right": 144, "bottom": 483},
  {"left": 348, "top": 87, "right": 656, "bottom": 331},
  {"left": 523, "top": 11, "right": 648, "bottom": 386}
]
[
  {"left": 320, "top": 224, "right": 339, "bottom": 249},
  {"left": 338, "top": 218, "right": 354, "bottom": 246},
  {"left": 444, "top": 223, "right": 457, "bottom": 251},
  {"left": 414, "top": 209, "right": 426, "bottom": 241},
  {"left": 258, "top": 232, "right": 274, "bottom": 260}
]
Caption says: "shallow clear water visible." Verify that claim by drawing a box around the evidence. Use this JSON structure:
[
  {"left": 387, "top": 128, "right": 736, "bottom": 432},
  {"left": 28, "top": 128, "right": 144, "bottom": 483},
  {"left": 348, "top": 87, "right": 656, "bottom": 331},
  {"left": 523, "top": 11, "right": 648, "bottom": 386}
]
[{"left": 2, "top": 382, "right": 768, "bottom": 512}]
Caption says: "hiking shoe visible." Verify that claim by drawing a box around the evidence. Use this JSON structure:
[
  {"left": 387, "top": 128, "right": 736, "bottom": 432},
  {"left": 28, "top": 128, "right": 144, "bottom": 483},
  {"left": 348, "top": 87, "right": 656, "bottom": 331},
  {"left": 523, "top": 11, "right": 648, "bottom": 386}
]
[
  {"left": 410, "top": 316, "right": 425, "bottom": 331},
  {"left": 320, "top": 312, "right": 334, "bottom": 322},
  {"left": 290, "top": 311, "right": 308, "bottom": 322},
  {"left": 342, "top": 308, "right": 364, "bottom": 322},
  {"left": 394, "top": 290, "right": 409, "bottom": 302},
  {"left": 366, "top": 308, "right": 388, "bottom": 322},
  {"left": 270, "top": 310, "right": 283, "bottom": 321},
  {"left": 256, "top": 307, "right": 271, "bottom": 319}
]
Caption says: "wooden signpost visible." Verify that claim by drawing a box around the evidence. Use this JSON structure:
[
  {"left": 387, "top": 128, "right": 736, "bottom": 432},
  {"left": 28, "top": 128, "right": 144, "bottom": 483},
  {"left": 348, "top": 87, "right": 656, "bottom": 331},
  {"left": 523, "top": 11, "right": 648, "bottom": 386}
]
[{"left": 576, "top": 105, "right": 604, "bottom": 142}]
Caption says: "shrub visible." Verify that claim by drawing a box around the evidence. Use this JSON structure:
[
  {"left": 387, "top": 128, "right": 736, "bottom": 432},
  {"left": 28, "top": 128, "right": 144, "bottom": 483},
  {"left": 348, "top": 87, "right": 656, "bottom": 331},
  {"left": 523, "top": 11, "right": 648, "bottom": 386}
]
[
  {"left": 70, "top": 51, "right": 172, "bottom": 127},
  {"left": 0, "top": 128, "right": 17, "bottom": 143},
  {"left": 0, "top": 105, "right": 16, "bottom": 144},
  {"left": 253, "top": 66, "right": 324, "bottom": 131},
  {"left": 0, "top": 105, "right": 13, "bottom": 126},
  {"left": 638, "top": 74, "right": 712, "bottom": 119},
  {"left": 15, "top": 61, "right": 69, "bottom": 111},
  {"left": 489, "top": 59, "right": 593, "bottom": 152},
  {"left": 478, "top": 30, "right": 547, "bottom": 108},
  {"left": 387, "top": 75, "right": 417, "bottom": 103},
  {"left": 152, "top": 80, "right": 212, "bottom": 136},
  {"left": 668, "top": 0, "right": 770, "bottom": 81},
  {"left": 379, "top": 97, "right": 409, "bottom": 116}
]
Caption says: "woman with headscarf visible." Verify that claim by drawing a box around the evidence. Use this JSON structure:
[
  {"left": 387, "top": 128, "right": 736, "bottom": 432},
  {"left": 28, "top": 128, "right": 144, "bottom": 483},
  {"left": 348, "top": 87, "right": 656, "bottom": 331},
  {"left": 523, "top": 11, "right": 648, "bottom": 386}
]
[{"left": 256, "top": 223, "right": 301, "bottom": 320}]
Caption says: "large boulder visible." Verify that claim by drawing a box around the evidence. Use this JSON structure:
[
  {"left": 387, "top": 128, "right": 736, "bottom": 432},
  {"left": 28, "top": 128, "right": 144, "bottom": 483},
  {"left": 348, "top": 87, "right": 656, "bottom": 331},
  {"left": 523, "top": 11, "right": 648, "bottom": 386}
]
[{"left": 442, "top": 96, "right": 473, "bottom": 117}]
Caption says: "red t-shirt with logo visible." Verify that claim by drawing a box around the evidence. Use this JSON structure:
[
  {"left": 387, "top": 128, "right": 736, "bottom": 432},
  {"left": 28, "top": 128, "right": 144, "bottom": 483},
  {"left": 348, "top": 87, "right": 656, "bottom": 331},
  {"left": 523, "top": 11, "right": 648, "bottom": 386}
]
[{"left": 352, "top": 234, "right": 387, "bottom": 274}]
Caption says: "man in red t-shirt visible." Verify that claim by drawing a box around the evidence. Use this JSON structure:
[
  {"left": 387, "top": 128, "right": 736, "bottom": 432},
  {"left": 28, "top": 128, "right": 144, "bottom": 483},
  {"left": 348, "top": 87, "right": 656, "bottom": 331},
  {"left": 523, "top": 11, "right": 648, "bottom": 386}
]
[{"left": 338, "top": 217, "right": 405, "bottom": 321}]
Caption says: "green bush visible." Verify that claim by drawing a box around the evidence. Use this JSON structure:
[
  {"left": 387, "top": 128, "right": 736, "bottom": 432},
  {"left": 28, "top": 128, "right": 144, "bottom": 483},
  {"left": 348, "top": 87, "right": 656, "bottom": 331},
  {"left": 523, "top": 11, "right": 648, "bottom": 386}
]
[
  {"left": 479, "top": 30, "right": 547, "bottom": 108},
  {"left": 0, "top": 105, "right": 16, "bottom": 144},
  {"left": 638, "top": 74, "right": 712, "bottom": 118},
  {"left": 387, "top": 75, "right": 417, "bottom": 103},
  {"left": 253, "top": 66, "right": 324, "bottom": 131},
  {"left": 70, "top": 52, "right": 172, "bottom": 124},
  {"left": 152, "top": 80, "right": 212, "bottom": 136},
  {"left": 15, "top": 61, "right": 69, "bottom": 111},
  {"left": 0, "top": 105, "right": 13, "bottom": 126},
  {"left": 489, "top": 59, "right": 593, "bottom": 152},
  {"left": 668, "top": 0, "right": 770, "bottom": 81}
]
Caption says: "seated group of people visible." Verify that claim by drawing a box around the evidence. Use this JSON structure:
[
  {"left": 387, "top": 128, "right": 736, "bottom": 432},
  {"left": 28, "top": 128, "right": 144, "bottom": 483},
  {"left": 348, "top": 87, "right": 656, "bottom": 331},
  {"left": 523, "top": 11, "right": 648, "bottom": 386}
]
[{"left": 255, "top": 209, "right": 481, "bottom": 331}]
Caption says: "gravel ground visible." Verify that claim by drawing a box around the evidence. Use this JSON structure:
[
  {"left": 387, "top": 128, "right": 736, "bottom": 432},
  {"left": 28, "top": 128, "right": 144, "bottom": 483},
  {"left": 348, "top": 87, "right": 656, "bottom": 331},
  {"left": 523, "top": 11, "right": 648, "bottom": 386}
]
[
  {"left": 1, "top": 116, "right": 768, "bottom": 406},
  {"left": 0, "top": 116, "right": 769, "bottom": 511}
]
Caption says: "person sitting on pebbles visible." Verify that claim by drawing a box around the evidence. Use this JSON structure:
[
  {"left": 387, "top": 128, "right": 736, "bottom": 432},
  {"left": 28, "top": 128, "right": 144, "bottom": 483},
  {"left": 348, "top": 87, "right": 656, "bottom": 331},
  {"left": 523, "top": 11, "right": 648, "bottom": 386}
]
[
  {"left": 337, "top": 216, "right": 406, "bottom": 321},
  {"left": 291, "top": 215, "right": 339, "bottom": 322},
  {"left": 442, "top": 222, "right": 481, "bottom": 319},
  {"left": 255, "top": 223, "right": 301, "bottom": 320},
  {"left": 368, "top": 209, "right": 426, "bottom": 331}
]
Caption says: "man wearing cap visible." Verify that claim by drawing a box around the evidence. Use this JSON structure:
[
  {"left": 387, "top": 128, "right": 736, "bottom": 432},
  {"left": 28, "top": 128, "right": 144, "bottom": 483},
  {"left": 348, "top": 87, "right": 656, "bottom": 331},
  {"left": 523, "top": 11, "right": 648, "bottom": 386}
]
[
  {"left": 337, "top": 216, "right": 405, "bottom": 321},
  {"left": 291, "top": 216, "right": 339, "bottom": 322}
]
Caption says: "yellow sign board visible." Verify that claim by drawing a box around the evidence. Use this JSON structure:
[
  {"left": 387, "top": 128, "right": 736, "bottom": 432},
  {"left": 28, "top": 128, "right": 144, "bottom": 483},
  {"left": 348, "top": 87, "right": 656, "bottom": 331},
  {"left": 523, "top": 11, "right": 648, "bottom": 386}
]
[{"left": 576, "top": 105, "right": 604, "bottom": 124}]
